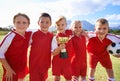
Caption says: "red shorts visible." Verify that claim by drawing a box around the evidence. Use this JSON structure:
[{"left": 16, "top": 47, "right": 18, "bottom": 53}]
[
  {"left": 30, "top": 67, "right": 48, "bottom": 81},
  {"left": 72, "top": 62, "right": 87, "bottom": 77},
  {"left": 89, "top": 53, "right": 112, "bottom": 69},
  {"left": 52, "top": 59, "right": 72, "bottom": 80}
]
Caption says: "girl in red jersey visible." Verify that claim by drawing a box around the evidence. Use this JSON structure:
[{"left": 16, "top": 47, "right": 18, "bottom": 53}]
[
  {"left": 51, "top": 16, "right": 74, "bottom": 81},
  {"left": 87, "top": 18, "right": 120, "bottom": 81},
  {"left": 70, "top": 20, "right": 88, "bottom": 81},
  {"left": 29, "top": 12, "right": 53, "bottom": 81},
  {"left": 0, "top": 13, "right": 31, "bottom": 81}
]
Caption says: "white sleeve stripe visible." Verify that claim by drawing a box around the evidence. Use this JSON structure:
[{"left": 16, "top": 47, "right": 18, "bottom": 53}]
[
  {"left": 29, "top": 32, "right": 34, "bottom": 45},
  {"left": 0, "top": 32, "right": 13, "bottom": 46},
  {"left": 108, "top": 34, "right": 120, "bottom": 39},
  {"left": 51, "top": 36, "right": 58, "bottom": 52},
  {"left": 87, "top": 31, "right": 96, "bottom": 38},
  {"left": 107, "top": 34, "right": 120, "bottom": 43},
  {"left": 0, "top": 32, "right": 15, "bottom": 58}
]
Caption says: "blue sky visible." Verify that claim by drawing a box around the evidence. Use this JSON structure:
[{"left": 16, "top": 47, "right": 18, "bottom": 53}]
[{"left": 0, "top": 0, "right": 120, "bottom": 29}]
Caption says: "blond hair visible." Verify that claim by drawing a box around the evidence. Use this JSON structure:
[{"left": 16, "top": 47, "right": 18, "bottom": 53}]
[{"left": 70, "top": 20, "right": 82, "bottom": 30}]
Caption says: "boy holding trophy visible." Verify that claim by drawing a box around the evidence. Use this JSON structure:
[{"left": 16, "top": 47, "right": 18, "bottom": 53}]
[{"left": 51, "top": 16, "right": 74, "bottom": 81}]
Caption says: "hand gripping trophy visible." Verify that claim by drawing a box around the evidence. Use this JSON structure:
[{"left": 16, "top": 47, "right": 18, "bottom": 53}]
[
  {"left": 56, "top": 30, "right": 73, "bottom": 58},
  {"left": 57, "top": 36, "right": 70, "bottom": 58}
]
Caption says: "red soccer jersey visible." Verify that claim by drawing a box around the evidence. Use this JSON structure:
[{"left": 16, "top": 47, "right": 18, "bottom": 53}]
[
  {"left": 29, "top": 30, "right": 53, "bottom": 81},
  {"left": 52, "top": 30, "right": 73, "bottom": 65},
  {"left": 29, "top": 30, "right": 53, "bottom": 70},
  {"left": 52, "top": 30, "right": 74, "bottom": 79},
  {"left": 87, "top": 36, "right": 112, "bottom": 57},
  {"left": 0, "top": 30, "right": 31, "bottom": 79},
  {"left": 72, "top": 35, "right": 87, "bottom": 62},
  {"left": 71, "top": 35, "right": 87, "bottom": 76},
  {"left": 87, "top": 35, "right": 113, "bottom": 69}
]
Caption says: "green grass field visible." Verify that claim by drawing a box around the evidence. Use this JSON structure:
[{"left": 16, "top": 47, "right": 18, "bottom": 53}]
[{"left": 0, "top": 35, "right": 120, "bottom": 81}]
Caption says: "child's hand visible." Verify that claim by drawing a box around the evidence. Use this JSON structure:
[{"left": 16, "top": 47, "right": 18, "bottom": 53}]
[
  {"left": 59, "top": 43, "right": 66, "bottom": 50},
  {"left": 113, "top": 55, "right": 120, "bottom": 58},
  {"left": 56, "top": 37, "right": 61, "bottom": 44},
  {"left": 52, "top": 43, "right": 66, "bottom": 56},
  {"left": 5, "top": 68, "right": 16, "bottom": 81}
]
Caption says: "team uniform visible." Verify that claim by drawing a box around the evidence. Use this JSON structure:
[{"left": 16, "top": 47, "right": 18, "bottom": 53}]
[
  {"left": 87, "top": 33, "right": 120, "bottom": 69},
  {"left": 51, "top": 30, "right": 74, "bottom": 80},
  {"left": 0, "top": 30, "right": 31, "bottom": 81},
  {"left": 71, "top": 35, "right": 87, "bottom": 77},
  {"left": 29, "top": 30, "right": 53, "bottom": 81}
]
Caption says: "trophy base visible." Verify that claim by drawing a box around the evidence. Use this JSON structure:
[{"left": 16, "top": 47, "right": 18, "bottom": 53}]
[{"left": 60, "top": 52, "right": 68, "bottom": 58}]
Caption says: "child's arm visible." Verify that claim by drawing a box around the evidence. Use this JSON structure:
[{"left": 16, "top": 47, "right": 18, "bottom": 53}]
[
  {"left": 29, "top": 30, "right": 36, "bottom": 45},
  {"left": 0, "top": 32, "right": 16, "bottom": 80},
  {"left": 51, "top": 36, "right": 65, "bottom": 56},
  {"left": 86, "top": 31, "right": 96, "bottom": 38},
  {"left": 107, "top": 34, "right": 120, "bottom": 58},
  {"left": 107, "top": 34, "right": 120, "bottom": 43},
  {"left": 52, "top": 44, "right": 65, "bottom": 56},
  {"left": 51, "top": 36, "right": 58, "bottom": 56},
  {"left": 0, "top": 58, "right": 16, "bottom": 81}
]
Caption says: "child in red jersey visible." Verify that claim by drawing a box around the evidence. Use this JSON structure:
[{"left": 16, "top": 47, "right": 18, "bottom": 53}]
[
  {"left": 70, "top": 20, "right": 88, "bottom": 81},
  {"left": 29, "top": 12, "right": 53, "bottom": 81},
  {"left": 51, "top": 16, "right": 74, "bottom": 81},
  {"left": 87, "top": 18, "right": 120, "bottom": 81},
  {"left": 0, "top": 13, "right": 31, "bottom": 81}
]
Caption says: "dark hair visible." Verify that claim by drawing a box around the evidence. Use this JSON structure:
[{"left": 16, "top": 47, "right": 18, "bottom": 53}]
[
  {"left": 13, "top": 13, "right": 30, "bottom": 24},
  {"left": 38, "top": 12, "right": 51, "bottom": 22}
]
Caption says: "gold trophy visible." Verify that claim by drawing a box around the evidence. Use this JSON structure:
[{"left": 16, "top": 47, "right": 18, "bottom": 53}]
[{"left": 57, "top": 37, "right": 69, "bottom": 58}]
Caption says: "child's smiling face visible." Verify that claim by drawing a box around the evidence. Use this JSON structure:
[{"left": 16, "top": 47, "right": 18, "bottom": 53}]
[
  {"left": 38, "top": 17, "right": 51, "bottom": 33},
  {"left": 72, "top": 21, "right": 82, "bottom": 36},
  {"left": 14, "top": 15, "right": 29, "bottom": 33},
  {"left": 56, "top": 19, "right": 67, "bottom": 31},
  {"left": 95, "top": 22, "right": 109, "bottom": 38}
]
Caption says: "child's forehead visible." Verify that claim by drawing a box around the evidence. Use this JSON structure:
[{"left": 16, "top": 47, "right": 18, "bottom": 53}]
[
  {"left": 15, "top": 16, "right": 28, "bottom": 21},
  {"left": 96, "top": 22, "right": 108, "bottom": 26},
  {"left": 57, "top": 18, "right": 66, "bottom": 22},
  {"left": 75, "top": 21, "right": 81, "bottom": 25},
  {"left": 56, "top": 19, "right": 66, "bottom": 24},
  {"left": 72, "top": 21, "right": 82, "bottom": 26},
  {"left": 95, "top": 23, "right": 109, "bottom": 29},
  {"left": 40, "top": 17, "right": 51, "bottom": 21}
]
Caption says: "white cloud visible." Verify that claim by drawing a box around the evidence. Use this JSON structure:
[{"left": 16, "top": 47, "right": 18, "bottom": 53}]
[
  {"left": 112, "top": 0, "right": 120, "bottom": 5},
  {"left": 105, "top": 14, "right": 120, "bottom": 26},
  {"left": 0, "top": 0, "right": 119, "bottom": 29},
  {"left": 105, "top": 14, "right": 120, "bottom": 20}
]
